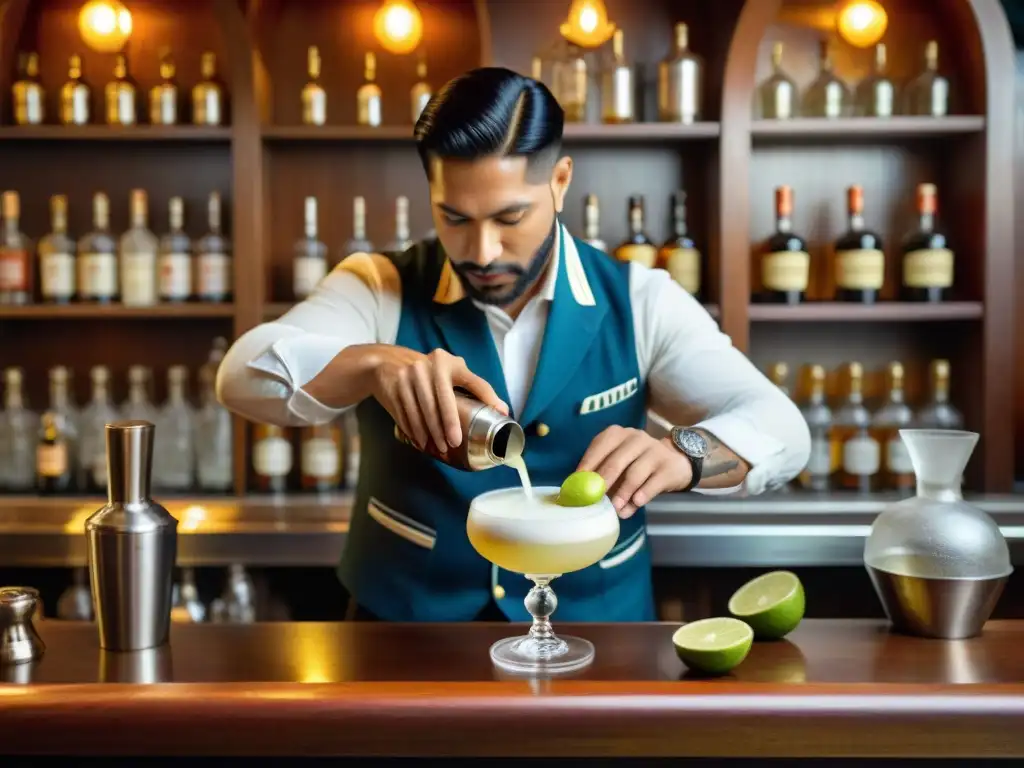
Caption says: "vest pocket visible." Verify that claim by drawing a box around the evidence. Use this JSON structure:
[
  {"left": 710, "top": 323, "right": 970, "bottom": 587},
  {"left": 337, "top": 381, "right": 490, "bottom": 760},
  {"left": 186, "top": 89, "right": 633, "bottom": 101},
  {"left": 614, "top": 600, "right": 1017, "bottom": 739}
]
[
  {"left": 598, "top": 528, "right": 646, "bottom": 569},
  {"left": 367, "top": 497, "right": 437, "bottom": 551}
]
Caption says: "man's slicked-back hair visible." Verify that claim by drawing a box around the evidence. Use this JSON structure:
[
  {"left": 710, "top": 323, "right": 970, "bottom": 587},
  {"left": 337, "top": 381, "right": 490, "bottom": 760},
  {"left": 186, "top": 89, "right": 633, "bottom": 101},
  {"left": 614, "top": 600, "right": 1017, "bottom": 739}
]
[{"left": 413, "top": 67, "right": 564, "bottom": 181}]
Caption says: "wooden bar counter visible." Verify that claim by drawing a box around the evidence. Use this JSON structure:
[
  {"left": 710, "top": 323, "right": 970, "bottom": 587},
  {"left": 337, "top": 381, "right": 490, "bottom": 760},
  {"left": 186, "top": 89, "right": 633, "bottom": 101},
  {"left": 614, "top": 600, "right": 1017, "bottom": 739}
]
[{"left": 1, "top": 619, "right": 1022, "bottom": 759}]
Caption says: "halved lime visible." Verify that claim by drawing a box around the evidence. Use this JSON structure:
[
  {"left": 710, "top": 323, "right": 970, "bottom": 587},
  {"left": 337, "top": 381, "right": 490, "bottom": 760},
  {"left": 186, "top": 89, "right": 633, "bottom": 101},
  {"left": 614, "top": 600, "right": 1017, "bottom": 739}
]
[
  {"left": 557, "top": 470, "right": 606, "bottom": 507},
  {"left": 672, "top": 617, "right": 753, "bottom": 676},
  {"left": 727, "top": 570, "right": 805, "bottom": 640}
]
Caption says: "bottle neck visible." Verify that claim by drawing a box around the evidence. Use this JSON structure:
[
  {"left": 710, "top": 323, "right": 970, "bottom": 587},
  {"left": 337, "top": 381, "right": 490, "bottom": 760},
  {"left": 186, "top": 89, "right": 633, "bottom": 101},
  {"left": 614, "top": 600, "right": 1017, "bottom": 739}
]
[
  {"left": 848, "top": 212, "right": 864, "bottom": 231},
  {"left": 776, "top": 214, "right": 791, "bottom": 233},
  {"left": 916, "top": 479, "right": 961, "bottom": 502},
  {"left": 919, "top": 212, "right": 934, "bottom": 232}
]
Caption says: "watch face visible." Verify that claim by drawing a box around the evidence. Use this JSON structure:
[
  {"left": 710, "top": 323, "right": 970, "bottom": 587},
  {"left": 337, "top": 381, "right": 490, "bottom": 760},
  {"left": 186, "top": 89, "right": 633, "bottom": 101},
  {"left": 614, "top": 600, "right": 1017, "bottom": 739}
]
[{"left": 676, "top": 429, "right": 709, "bottom": 458}]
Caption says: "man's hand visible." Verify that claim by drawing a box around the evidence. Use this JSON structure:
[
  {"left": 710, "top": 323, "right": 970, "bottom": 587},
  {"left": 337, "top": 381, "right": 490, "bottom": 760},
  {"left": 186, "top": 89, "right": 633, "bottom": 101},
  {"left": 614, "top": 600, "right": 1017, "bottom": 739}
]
[
  {"left": 368, "top": 346, "right": 508, "bottom": 453},
  {"left": 576, "top": 426, "right": 692, "bottom": 519}
]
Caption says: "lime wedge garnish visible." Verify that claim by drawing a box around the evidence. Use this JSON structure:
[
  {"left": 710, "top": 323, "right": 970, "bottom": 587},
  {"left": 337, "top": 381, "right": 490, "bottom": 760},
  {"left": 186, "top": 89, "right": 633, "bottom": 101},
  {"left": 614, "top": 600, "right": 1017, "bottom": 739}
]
[
  {"left": 728, "top": 570, "right": 805, "bottom": 640},
  {"left": 557, "top": 470, "right": 606, "bottom": 507},
  {"left": 672, "top": 617, "right": 753, "bottom": 676}
]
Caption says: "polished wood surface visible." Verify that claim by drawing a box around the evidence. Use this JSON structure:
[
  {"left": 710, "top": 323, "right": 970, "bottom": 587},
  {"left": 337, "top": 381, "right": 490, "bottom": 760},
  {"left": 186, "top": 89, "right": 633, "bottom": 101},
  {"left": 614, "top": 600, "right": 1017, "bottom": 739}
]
[{"left": 1, "top": 619, "right": 1023, "bottom": 757}]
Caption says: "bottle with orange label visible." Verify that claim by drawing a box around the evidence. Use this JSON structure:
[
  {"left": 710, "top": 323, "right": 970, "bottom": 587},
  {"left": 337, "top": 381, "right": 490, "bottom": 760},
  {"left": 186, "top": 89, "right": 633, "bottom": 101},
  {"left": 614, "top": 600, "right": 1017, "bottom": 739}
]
[
  {"left": 757, "top": 185, "right": 809, "bottom": 305},
  {"left": 657, "top": 191, "right": 701, "bottom": 298},
  {"left": 833, "top": 185, "right": 884, "bottom": 304},
  {"left": 0, "top": 191, "right": 32, "bottom": 306},
  {"left": 901, "top": 182, "right": 953, "bottom": 302},
  {"left": 613, "top": 195, "right": 657, "bottom": 268}
]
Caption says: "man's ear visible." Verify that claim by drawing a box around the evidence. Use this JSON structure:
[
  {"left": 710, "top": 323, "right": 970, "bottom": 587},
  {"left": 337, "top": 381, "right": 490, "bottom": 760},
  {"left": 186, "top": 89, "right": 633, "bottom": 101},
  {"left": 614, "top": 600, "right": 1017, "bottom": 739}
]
[{"left": 550, "top": 155, "right": 573, "bottom": 214}]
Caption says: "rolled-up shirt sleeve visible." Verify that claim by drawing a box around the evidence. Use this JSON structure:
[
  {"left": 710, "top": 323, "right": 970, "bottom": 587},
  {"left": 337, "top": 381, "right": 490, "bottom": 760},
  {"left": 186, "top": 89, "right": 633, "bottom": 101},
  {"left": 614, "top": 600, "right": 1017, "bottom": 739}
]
[
  {"left": 215, "top": 252, "right": 401, "bottom": 427},
  {"left": 633, "top": 264, "right": 811, "bottom": 496}
]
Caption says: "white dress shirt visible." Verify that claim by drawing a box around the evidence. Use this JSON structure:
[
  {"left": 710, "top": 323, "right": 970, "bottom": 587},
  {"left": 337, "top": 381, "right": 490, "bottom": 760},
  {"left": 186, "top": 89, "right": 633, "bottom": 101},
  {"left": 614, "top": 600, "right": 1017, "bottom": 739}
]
[{"left": 216, "top": 225, "right": 810, "bottom": 496}]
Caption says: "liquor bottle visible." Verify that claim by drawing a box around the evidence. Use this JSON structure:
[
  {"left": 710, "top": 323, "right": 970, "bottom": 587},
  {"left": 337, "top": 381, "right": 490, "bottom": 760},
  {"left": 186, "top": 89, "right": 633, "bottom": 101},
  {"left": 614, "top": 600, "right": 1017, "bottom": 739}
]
[
  {"left": 293, "top": 196, "right": 328, "bottom": 299},
  {"left": 833, "top": 185, "right": 884, "bottom": 304},
  {"left": 47, "top": 366, "right": 80, "bottom": 476},
  {"left": 105, "top": 54, "right": 137, "bottom": 126},
  {"left": 411, "top": 54, "right": 432, "bottom": 124},
  {"left": 0, "top": 191, "right": 32, "bottom": 306},
  {"left": 802, "top": 40, "right": 849, "bottom": 118},
  {"left": 12, "top": 52, "right": 44, "bottom": 125},
  {"left": 39, "top": 195, "right": 76, "bottom": 305},
  {"left": 904, "top": 41, "right": 949, "bottom": 117},
  {"left": 581, "top": 194, "right": 606, "bottom": 252},
  {"left": 854, "top": 43, "right": 895, "bottom": 118},
  {"left": 384, "top": 196, "right": 414, "bottom": 255},
  {"left": 193, "top": 52, "right": 225, "bottom": 126},
  {"left": 37, "top": 411, "right": 74, "bottom": 495},
  {"left": 798, "top": 364, "right": 833, "bottom": 492},
  {"left": 601, "top": 29, "right": 634, "bottom": 124},
  {"left": 158, "top": 197, "right": 193, "bottom": 303},
  {"left": 613, "top": 196, "right": 657, "bottom": 267},
  {"left": 171, "top": 567, "right": 206, "bottom": 623},
  {"left": 252, "top": 423, "right": 292, "bottom": 494},
  {"left": 658, "top": 22, "right": 702, "bottom": 124},
  {"left": 342, "top": 196, "right": 374, "bottom": 260},
  {"left": 120, "top": 189, "right": 159, "bottom": 306},
  {"left": 77, "top": 192, "right": 118, "bottom": 304},
  {"left": 657, "top": 191, "right": 700, "bottom": 297},
  {"left": 150, "top": 50, "right": 179, "bottom": 125},
  {"left": 301, "top": 46, "right": 327, "bottom": 126},
  {"left": 767, "top": 362, "right": 790, "bottom": 396},
  {"left": 196, "top": 191, "right": 232, "bottom": 302},
  {"left": 758, "top": 42, "right": 798, "bottom": 120},
  {"left": 530, "top": 56, "right": 543, "bottom": 82},
  {"left": 357, "top": 52, "right": 383, "bottom": 127},
  {"left": 758, "top": 186, "right": 809, "bottom": 304},
  {"left": 79, "top": 365, "right": 118, "bottom": 493},
  {"left": 900, "top": 183, "right": 953, "bottom": 303},
  {"left": 552, "top": 46, "right": 587, "bottom": 123},
  {"left": 300, "top": 422, "right": 343, "bottom": 494},
  {"left": 871, "top": 361, "right": 915, "bottom": 493},
  {"left": 121, "top": 365, "right": 158, "bottom": 423},
  {"left": 195, "top": 362, "right": 233, "bottom": 493},
  {"left": 56, "top": 568, "right": 93, "bottom": 621},
  {"left": 915, "top": 359, "right": 963, "bottom": 430},
  {"left": 1, "top": 367, "right": 37, "bottom": 492},
  {"left": 831, "top": 362, "right": 879, "bottom": 494},
  {"left": 60, "top": 55, "right": 91, "bottom": 126},
  {"left": 153, "top": 365, "right": 195, "bottom": 492}
]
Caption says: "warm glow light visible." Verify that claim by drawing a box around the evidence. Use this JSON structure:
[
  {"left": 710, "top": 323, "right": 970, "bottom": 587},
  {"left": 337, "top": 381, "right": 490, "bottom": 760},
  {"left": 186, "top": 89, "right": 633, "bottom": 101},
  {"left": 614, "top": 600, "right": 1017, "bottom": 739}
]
[
  {"left": 78, "top": 0, "right": 132, "bottom": 53},
  {"left": 559, "top": 0, "right": 616, "bottom": 49},
  {"left": 373, "top": 0, "right": 423, "bottom": 55},
  {"left": 836, "top": 0, "right": 888, "bottom": 48}
]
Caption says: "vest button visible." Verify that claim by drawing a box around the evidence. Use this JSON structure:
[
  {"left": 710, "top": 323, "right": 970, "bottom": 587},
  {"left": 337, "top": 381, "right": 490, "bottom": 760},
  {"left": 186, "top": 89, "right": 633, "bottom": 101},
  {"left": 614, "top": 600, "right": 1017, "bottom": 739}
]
[
  {"left": 492, "top": 584, "right": 506, "bottom": 600},
  {"left": 535, "top": 423, "right": 550, "bottom": 437}
]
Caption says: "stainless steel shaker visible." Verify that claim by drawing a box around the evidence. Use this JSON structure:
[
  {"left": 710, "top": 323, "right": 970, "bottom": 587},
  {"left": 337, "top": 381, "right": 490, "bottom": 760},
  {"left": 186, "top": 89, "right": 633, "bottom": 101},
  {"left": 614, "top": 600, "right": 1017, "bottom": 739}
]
[
  {"left": 0, "top": 587, "right": 45, "bottom": 666},
  {"left": 86, "top": 421, "right": 177, "bottom": 651},
  {"left": 395, "top": 393, "right": 525, "bottom": 471}
]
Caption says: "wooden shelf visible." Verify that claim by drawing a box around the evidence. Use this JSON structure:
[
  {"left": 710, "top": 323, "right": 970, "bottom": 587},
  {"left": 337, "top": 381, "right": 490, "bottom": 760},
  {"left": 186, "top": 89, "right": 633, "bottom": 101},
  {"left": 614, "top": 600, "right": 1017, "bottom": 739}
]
[
  {"left": 264, "top": 301, "right": 720, "bottom": 320},
  {"left": 0, "top": 126, "right": 233, "bottom": 142},
  {"left": 751, "top": 116, "right": 985, "bottom": 142},
  {"left": 748, "top": 301, "right": 984, "bottom": 322},
  {"left": 261, "top": 122, "right": 720, "bottom": 143},
  {"left": 0, "top": 304, "right": 236, "bottom": 320}
]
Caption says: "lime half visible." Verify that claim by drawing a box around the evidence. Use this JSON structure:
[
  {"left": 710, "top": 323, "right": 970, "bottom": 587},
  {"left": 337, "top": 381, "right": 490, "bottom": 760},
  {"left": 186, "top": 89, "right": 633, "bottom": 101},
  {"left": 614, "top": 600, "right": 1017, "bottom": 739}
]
[
  {"left": 728, "top": 570, "right": 805, "bottom": 640},
  {"left": 672, "top": 617, "right": 753, "bottom": 676},
  {"left": 557, "top": 470, "right": 606, "bottom": 507}
]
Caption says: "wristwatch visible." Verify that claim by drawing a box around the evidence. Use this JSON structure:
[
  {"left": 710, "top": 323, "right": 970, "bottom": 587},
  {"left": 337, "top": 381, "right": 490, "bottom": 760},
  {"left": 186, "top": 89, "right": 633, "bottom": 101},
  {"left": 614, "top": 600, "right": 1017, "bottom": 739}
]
[{"left": 670, "top": 427, "right": 710, "bottom": 492}]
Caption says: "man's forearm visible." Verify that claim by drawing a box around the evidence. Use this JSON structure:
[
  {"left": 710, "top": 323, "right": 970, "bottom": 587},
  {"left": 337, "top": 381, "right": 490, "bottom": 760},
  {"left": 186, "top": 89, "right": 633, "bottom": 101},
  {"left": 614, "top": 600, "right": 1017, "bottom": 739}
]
[
  {"left": 302, "top": 343, "right": 382, "bottom": 409},
  {"left": 693, "top": 429, "right": 751, "bottom": 489}
]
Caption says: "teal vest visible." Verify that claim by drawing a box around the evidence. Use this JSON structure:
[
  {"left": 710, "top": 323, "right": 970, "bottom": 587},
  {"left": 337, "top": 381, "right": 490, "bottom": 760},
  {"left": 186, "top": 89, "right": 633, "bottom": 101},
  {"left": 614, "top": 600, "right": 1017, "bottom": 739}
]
[{"left": 338, "top": 226, "right": 655, "bottom": 622}]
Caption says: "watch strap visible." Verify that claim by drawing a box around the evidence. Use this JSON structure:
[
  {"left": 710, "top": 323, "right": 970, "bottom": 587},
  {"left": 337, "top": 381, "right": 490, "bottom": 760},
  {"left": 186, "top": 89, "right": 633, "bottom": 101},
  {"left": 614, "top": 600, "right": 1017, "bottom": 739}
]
[{"left": 682, "top": 455, "right": 702, "bottom": 492}]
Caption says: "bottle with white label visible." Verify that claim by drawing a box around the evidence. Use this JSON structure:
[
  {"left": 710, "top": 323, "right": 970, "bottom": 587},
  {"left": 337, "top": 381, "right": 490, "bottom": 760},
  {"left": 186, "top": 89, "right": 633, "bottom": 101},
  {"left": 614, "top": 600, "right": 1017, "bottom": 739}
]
[
  {"left": 149, "top": 50, "right": 179, "bottom": 126},
  {"left": 871, "top": 361, "right": 915, "bottom": 494},
  {"left": 300, "top": 423, "right": 342, "bottom": 494},
  {"left": 302, "top": 46, "right": 327, "bottom": 126},
  {"left": 357, "top": 52, "right": 383, "bottom": 127},
  {"left": 854, "top": 43, "right": 895, "bottom": 118},
  {"left": 292, "top": 196, "right": 328, "bottom": 300},
  {"left": 105, "top": 53, "right": 137, "bottom": 126},
  {"left": 832, "top": 362, "right": 879, "bottom": 494},
  {"left": 195, "top": 362, "right": 233, "bottom": 493},
  {"left": 252, "top": 423, "right": 293, "bottom": 494},
  {"left": 581, "top": 194, "right": 607, "bottom": 253},
  {"left": 158, "top": 197, "right": 193, "bottom": 303},
  {"left": 798, "top": 364, "right": 834, "bottom": 492},
  {"left": 901, "top": 183, "right": 953, "bottom": 303},
  {"left": 120, "top": 189, "right": 159, "bottom": 306},
  {"left": 341, "top": 196, "right": 374, "bottom": 262},
  {"left": 193, "top": 52, "right": 225, "bottom": 126},
  {"left": 60, "top": 55, "right": 91, "bottom": 126},
  {"left": 12, "top": 52, "right": 45, "bottom": 126},
  {"left": 77, "top": 192, "right": 118, "bottom": 303},
  {"left": 411, "top": 55, "right": 432, "bottom": 124},
  {"left": 79, "top": 365, "right": 118, "bottom": 493},
  {"left": 384, "top": 196, "right": 414, "bottom": 256},
  {"left": 196, "top": 191, "right": 232, "bottom": 302},
  {"left": 153, "top": 365, "right": 196, "bottom": 492},
  {"left": 38, "top": 195, "right": 76, "bottom": 304}
]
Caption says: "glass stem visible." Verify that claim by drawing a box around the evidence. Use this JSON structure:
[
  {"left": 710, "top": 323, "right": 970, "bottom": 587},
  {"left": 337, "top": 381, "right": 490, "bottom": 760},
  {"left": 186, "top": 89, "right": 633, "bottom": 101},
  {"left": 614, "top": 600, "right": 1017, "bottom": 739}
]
[{"left": 525, "top": 575, "right": 559, "bottom": 642}]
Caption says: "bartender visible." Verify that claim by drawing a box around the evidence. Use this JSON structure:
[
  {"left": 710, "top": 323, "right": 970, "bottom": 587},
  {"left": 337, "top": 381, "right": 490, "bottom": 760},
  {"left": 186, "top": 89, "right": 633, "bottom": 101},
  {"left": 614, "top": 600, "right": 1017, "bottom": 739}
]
[{"left": 216, "top": 67, "right": 810, "bottom": 623}]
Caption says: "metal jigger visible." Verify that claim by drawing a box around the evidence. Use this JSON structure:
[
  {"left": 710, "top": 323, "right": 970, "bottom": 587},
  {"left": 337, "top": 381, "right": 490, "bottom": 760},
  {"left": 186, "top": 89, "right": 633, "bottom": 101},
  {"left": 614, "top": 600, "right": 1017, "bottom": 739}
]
[{"left": 86, "top": 421, "right": 178, "bottom": 651}]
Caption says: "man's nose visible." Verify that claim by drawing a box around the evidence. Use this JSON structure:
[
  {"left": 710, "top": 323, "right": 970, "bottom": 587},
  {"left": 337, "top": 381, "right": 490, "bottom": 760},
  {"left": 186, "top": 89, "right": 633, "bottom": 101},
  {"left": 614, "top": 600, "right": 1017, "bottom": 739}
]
[{"left": 470, "top": 223, "right": 503, "bottom": 266}]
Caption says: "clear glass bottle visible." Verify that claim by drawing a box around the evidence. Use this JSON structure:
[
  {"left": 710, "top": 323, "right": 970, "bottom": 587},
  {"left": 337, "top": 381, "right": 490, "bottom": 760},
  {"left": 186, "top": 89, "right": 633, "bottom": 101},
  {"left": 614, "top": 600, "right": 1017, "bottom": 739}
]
[
  {"left": 77, "top": 192, "right": 118, "bottom": 303},
  {"left": 658, "top": 22, "right": 702, "bottom": 123},
  {"left": 871, "top": 361, "right": 915, "bottom": 494},
  {"left": 56, "top": 568, "right": 93, "bottom": 621},
  {"left": 832, "top": 362, "right": 879, "bottom": 494},
  {"left": 121, "top": 365, "right": 159, "bottom": 423},
  {"left": 193, "top": 52, "right": 225, "bottom": 126},
  {"left": 210, "top": 564, "right": 256, "bottom": 624},
  {"left": 153, "top": 365, "right": 195, "bottom": 492},
  {"left": 357, "top": 52, "right": 383, "bottom": 127},
  {"left": 60, "top": 54, "right": 91, "bottom": 126},
  {"left": 105, "top": 53, "right": 137, "bottom": 126},
  {"left": 802, "top": 40, "right": 849, "bottom": 118},
  {"left": 79, "top": 365, "right": 118, "bottom": 493},
  {"left": 195, "top": 191, "right": 232, "bottom": 303},
  {"left": 798, "top": 364, "right": 833, "bottom": 492},
  {"left": 0, "top": 367, "right": 37, "bottom": 492},
  {"left": 601, "top": 30, "right": 634, "bottom": 124},
  {"left": 915, "top": 359, "right": 963, "bottom": 430},
  {"left": 613, "top": 196, "right": 657, "bottom": 267},
  {"left": 195, "top": 362, "right": 233, "bottom": 493},
  {"left": 411, "top": 54, "right": 432, "bottom": 124},
  {"left": 12, "top": 52, "right": 44, "bottom": 126},
  {"left": 39, "top": 194, "right": 76, "bottom": 305},
  {"left": 552, "top": 45, "right": 587, "bottom": 122},
  {"left": 300, "top": 422, "right": 343, "bottom": 494},
  {"left": 302, "top": 46, "right": 327, "bottom": 126},
  {"left": 384, "top": 196, "right": 414, "bottom": 255},
  {"left": 758, "top": 42, "right": 798, "bottom": 120},
  {"left": 158, "top": 197, "right": 193, "bottom": 303},
  {"left": 904, "top": 40, "right": 949, "bottom": 117},
  {"left": 657, "top": 190, "right": 701, "bottom": 298},
  {"left": 293, "top": 196, "right": 328, "bottom": 300},
  {"left": 150, "top": 50, "right": 179, "bottom": 126},
  {"left": 171, "top": 567, "right": 206, "bottom": 623},
  {"left": 0, "top": 191, "right": 32, "bottom": 306},
  {"left": 854, "top": 43, "right": 895, "bottom": 118},
  {"left": 342, "top": 196, "right": 374, "bottom": 260},
  {"left": 120, "top": 189, "right": 159, "bottom": 306},
  {"left": 46, "top": 365, "right": 80, "bottom": 484},
  {"left": 582, "top": 194, "right": 606, "bottom": 252}
]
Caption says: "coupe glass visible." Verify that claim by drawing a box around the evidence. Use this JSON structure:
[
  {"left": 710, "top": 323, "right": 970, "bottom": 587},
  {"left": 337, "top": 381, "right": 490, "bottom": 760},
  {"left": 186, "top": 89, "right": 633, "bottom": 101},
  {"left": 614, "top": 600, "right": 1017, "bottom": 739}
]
[{"left": 467, "top": 486, "right": 619, "bottom": 674}]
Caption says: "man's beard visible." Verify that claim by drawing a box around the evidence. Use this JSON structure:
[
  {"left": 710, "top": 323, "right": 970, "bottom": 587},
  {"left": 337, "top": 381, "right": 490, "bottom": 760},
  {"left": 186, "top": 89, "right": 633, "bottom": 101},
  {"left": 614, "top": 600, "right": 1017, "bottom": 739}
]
[{"left": 449, "top": 219, "right": 558, "bottom": 307}]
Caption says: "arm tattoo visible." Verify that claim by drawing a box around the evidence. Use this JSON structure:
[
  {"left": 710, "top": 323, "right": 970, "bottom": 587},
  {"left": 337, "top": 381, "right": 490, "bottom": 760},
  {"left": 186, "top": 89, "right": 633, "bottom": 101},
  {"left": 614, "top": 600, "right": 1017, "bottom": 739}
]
[{"left": 694, "top": 430, "right": 749, "bottom": 487}]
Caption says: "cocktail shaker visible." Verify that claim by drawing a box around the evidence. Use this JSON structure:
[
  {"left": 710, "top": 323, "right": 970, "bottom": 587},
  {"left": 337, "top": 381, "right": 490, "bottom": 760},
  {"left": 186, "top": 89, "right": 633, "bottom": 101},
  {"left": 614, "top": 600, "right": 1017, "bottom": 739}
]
[
  {"left": 395, "top": 393, "right": 525, "bottom": 471},
  {"left": 86, "top": 421, "right": 177, "bottom": 651},
  {"left": 0, "top": 586, "right": 45, "bottom": 666}
]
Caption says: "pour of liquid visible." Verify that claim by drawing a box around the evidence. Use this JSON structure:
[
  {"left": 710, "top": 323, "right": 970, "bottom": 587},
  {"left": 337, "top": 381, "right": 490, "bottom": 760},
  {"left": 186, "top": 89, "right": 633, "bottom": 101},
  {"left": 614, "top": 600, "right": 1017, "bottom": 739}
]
[{"left": 505, "top": 454, "right": 533, "bottom": 499}]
